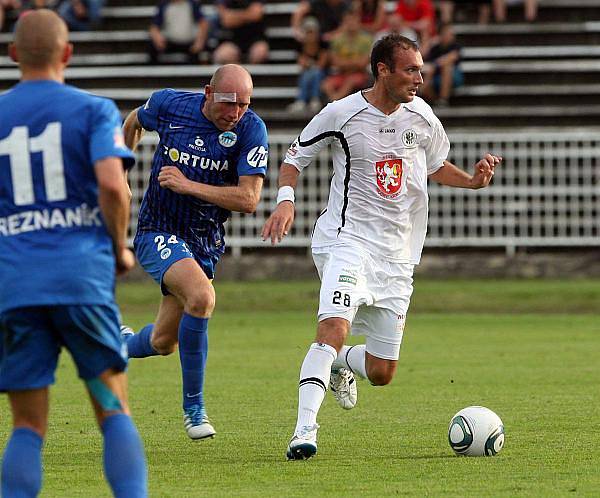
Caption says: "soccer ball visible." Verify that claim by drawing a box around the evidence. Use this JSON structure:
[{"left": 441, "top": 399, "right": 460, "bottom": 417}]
[{"left": 448, "top": 406, "right": 505, "bottom": 456}]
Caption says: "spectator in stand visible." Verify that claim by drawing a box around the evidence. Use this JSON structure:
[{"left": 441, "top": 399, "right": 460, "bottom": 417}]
[
  {"left": 212, "top": 0, "right": 269, "bottom": 64},
  {"left": 493, "top": 0, "right": 537, "bottom": 22},
  {"left": 374, "top": 10, "right": 417, "bottom": 41},
  {"left": 321, "top": 8, "right": 372, "bottom": 102},
  {"left": 291, "top": 0, "right": 352, "bottom": 42},
  {"left": 149, "top": 0, "right": 209, "bottom": 64},
  {"left": 0, "top": 0, "right": 21, "bottom": 31},
  {"left": 57, "top": 0, "right": 104, "bottom": 31},
  {"left": 287, "top": 17, "right": 329, "bottom": 114},
  {"left": 393, "top": 0, "right": 436, "bottom": 55},
  {"left": 421, "top": 23, "right": 463, "bottom": 107},
  {"left": 357, "top": 0, "right": 386, "bottom": 34},
  {"left": 439, "top": 1, "right": 492, "bottom": 24}
]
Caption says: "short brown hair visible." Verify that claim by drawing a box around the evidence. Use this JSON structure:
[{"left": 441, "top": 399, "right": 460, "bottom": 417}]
[{"left": 370, "top": 34, "right": 419, "bottom": 79}]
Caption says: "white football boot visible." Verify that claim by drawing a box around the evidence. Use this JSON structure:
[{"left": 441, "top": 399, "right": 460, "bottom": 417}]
[
  {"left": 286, "top": 424, "right": 319, "bottom": 460},
  {"left": 119, "top": 325, "right": 135, "bottom": 340},
  {"left": 329, "top": 368, "right": 357, "bottom": 410},
  {"left": 183, "top": 405, "right": 216, "bottom": 440}
]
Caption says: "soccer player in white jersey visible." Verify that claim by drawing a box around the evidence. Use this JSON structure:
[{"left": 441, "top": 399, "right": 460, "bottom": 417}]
[{"left": 261, "top": 33, "right": 502, "bottom": 460}]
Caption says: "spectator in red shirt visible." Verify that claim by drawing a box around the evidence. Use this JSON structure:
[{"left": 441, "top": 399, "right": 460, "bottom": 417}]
[{"left": 393, "top": 0, "right": 435, "bottom": 54}]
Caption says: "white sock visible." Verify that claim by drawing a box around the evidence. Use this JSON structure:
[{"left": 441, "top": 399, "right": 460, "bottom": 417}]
[
  {"left": 295, "top": 342, "right": 337, "bottom": 433},
  {"left": 332, "top": 344, "right": 368, "bottom": 380}
]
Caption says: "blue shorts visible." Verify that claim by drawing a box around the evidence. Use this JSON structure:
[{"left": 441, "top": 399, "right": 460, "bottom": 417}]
[
  {"left": 134, "top": 231, "right": 219, "bottom": 295},
  {"left": 0, "top": 304, "right": 127, "bottom": 392}
]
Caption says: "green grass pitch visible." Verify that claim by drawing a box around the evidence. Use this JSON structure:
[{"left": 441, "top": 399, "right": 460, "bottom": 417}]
[{"left": 1, "top": 278, "right": 599, "bottom": 497}]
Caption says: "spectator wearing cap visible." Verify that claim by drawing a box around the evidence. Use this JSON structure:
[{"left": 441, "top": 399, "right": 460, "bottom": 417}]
[{"left": 287, "top": 17, "right": 330, "bottom": 114}]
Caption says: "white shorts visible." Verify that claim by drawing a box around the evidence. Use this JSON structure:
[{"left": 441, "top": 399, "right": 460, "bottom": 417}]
[{"left": 312, "top": 244, "right": 415, "bottom": 360}]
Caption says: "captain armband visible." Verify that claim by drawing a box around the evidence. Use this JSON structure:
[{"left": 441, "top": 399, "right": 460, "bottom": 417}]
[{"left": 276, "top": 186, "right": 295, "bottom": 205}]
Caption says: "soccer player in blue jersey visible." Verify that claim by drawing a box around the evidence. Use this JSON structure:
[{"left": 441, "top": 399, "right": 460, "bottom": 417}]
[
  {"left": 0, "top": 10, "right": 147, "bottom": 498},
  {"left": 122, "top": 63, "right": 268, "bottom": 440}
]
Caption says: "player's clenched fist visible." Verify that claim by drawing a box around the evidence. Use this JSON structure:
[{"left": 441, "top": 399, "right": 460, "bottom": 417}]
[
  {"left": 158, "top": 165, "right": 192, "bottom": 194},
  {"left": 471, "top": 154, "right": 502, "bottom": 189},
  {"left": 262, "top": 201, "right": 295, "bottom": 245}
]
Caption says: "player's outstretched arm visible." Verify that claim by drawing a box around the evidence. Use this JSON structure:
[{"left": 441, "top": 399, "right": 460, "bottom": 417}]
[
  {"left": 96, "top": 157, "right": 136, "bottom": 275},
  {"left": 122, "top": 108, "right": 145, "bottom": 151},
  {"left": 429, "top": 154, "right": 502, "bottom": 189},
  {"left": 158, "top": 166, "right": 264, "bottom": 213},
  {"left": 261, "top": 163, "right": 300, "bottom": 245}
]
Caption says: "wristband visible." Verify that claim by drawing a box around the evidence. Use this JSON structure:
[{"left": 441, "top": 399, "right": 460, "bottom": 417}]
[{"left": 276, "top": 186, "right": 295, "bottom": 205}]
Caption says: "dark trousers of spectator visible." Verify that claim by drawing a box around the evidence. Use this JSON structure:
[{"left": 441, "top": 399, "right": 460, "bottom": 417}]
[{"left": 148, "top": 41, "right": 199, "bottom": 65}]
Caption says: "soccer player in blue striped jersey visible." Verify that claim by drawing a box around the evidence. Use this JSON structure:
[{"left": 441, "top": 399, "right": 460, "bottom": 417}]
[
  {"left": 122, "top": 64, "right": 268, "bottom": 440},
  {"left": 0, "top": 10, "right": 147, "bottom": 497}
]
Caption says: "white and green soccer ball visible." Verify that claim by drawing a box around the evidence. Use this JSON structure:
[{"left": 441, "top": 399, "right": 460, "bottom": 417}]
[{"left": 448, "top": 406, "right": 505, "bottom": 456}]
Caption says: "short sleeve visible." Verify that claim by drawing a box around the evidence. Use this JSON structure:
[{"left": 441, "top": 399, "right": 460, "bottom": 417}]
[
  {"left": 236, "top": 116, "right": 269, "bottom": 177},
  {"left": 90, "top": 98, "right": 135, "bottom": 169},
  {"left": 137, "top": 89, "right": 173, "bottom": 132},
  {"left": 283, "top": 105, "right": 335, "bottom": 171},
  {"left": 424, "top": 116, "right": 450, "bottom": 175},
  {"left": 152, "top": 2, "right": 165, "bottom": 27},
  {"left": 192, "top": 0, "right": 203, "bottom": 21}
]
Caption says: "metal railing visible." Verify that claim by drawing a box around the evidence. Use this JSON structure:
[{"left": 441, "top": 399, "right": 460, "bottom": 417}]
[{"left": 128, "top": 130, "right": 599, "bottom": 255}]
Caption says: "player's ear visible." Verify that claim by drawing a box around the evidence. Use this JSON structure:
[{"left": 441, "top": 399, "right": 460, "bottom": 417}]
[
  {"left": 377, "top": 61, "right": 388, "bottom": 77},
  {"left": 8, "top": 43, "right": 18, "bottom": 63},
  {"left": 61, "top": 42, "right": 74, "bottom": 65},
  {"left": 204, "top": 85, "right": 212, "bottom": 99}
]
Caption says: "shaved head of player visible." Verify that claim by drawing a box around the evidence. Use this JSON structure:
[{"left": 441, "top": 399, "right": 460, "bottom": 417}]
[
  {"left": 203, "top": 64, "right": 254, "bottom": 131},
  {"left": 9, "top": 9, "right": 73, "bottom": 80}
]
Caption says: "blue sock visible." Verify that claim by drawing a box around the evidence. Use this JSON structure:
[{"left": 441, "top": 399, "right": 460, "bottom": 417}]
[
  {"left": 125, "top": 324, "right": 159, "bottom": 358},
  {"left": 178, "top": 313, "right": 209, "bottom": 410},
  {"left": 2, "top": 427, "right": 43, "bottom": 498},
  {"left": 102, "top": 413, "right": 147, "bottom": 498}
]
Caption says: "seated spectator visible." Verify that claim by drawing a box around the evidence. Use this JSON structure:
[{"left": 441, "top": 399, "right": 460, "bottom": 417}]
[
  {"left": 374, "top": 10, "right": 417, "bottom": 41},
  {"left": 321, "top": 8, "right": 372, "bottom": 102},
  {"left": 493, "top": 0, "right": 537, "bottom": 22},
  {"left": 357, "top": 0, "right": 386, "bottom": 34},
  {"left": 287, "top": 17, "right": 329, "bottom": 114},
  {"left": 439, "top": 1, "right": 492, "bottom": 25},
  {"left": 57, "top": 0, "right": 104, "bottom": 31},
  {"left": 149, "top": 0, "right": 209, "bottom": 64},
  {"left": 212, "top": 0, "right": 269, "bottom": 64},
  {"left": 291, "top": 0, "right": 352, "bottom": 42},
  {"left": 421, "top": 23, "right": 463, "bottom": 107},
  {"left": 393, "top": 0, "right": 436, "bottom": 55},
  {"left": 0, "top": 0, "right": 21, "bottom": 31}
]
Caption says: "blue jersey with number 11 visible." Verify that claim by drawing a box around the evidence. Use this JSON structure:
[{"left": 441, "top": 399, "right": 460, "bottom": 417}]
[{"left": 0, "top": 80, "right": 134, "bottom": 314}]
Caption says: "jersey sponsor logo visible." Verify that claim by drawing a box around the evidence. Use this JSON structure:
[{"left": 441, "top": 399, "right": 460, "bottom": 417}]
[
  {"left": 218, "top": 131, "right": 237, "bottom": 147},
  {"left": 169, "top": 123, "right": 184, "bottom": 130},
  {"left": 188, "top": 136, "right": 206, "bottom": 152},
  {"left": 246, "top": 145, "right": 268, "bottom": 168},
  {"left": 287, "top": 139, "right": 298, "bottom": 157},
  {"left": 0, "top": 203, "right": 102, "bottom": 237},
  {"left": 401, "top": 129, "right": 417, "bottom": 148},
  {"left": 338, "top": 274, "right": 357, "bottom": 285},
  {"left": 379, "top": 128, "right": 395, "bottom": 133},
  {"left": 375, "top": 158, "right": 403, "bottom": 198},
  {"left": 163, "top": 146, "right": 229, "bottom": 171}
]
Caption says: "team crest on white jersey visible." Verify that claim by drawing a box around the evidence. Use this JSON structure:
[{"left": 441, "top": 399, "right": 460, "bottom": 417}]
[
  {"left": 375, "top": 158, "right": 403, "bottom": 198},
  {"left": 401, "top": 129, "right": 417, "bottom": 148},
  {"left": 218, "top": 131, "right": 237, "bottom": 147}
]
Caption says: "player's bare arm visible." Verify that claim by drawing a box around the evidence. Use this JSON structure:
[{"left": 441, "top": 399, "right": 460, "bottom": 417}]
[
  {"left": 122, "top": 108, "right": 145, "bottom": 151},
  {"left": 95, "top": 157, "right": 136, "bottom": 275},
  {"left": 261, "top": 163, "right": 300, "bottom": 245},
  {"left": 158, "top": 166, "right": 263, "bottom": 213},
  {"left": 429, "top": 154, "right": 502, "bottom": 189}
]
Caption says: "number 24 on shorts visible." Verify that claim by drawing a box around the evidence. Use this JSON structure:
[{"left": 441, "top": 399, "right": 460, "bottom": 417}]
[{"left": 332, "top": 291, "right": 351, "bottom": 307}]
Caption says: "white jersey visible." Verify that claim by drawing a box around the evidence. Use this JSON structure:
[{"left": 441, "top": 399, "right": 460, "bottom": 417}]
[{"left": 284, "top": 92, "right": 450, "bottom": 264}]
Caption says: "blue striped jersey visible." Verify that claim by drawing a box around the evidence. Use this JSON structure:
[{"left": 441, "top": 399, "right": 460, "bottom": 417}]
[{"left": 136, "top": 89, "right": 268, "bottom": 256}]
